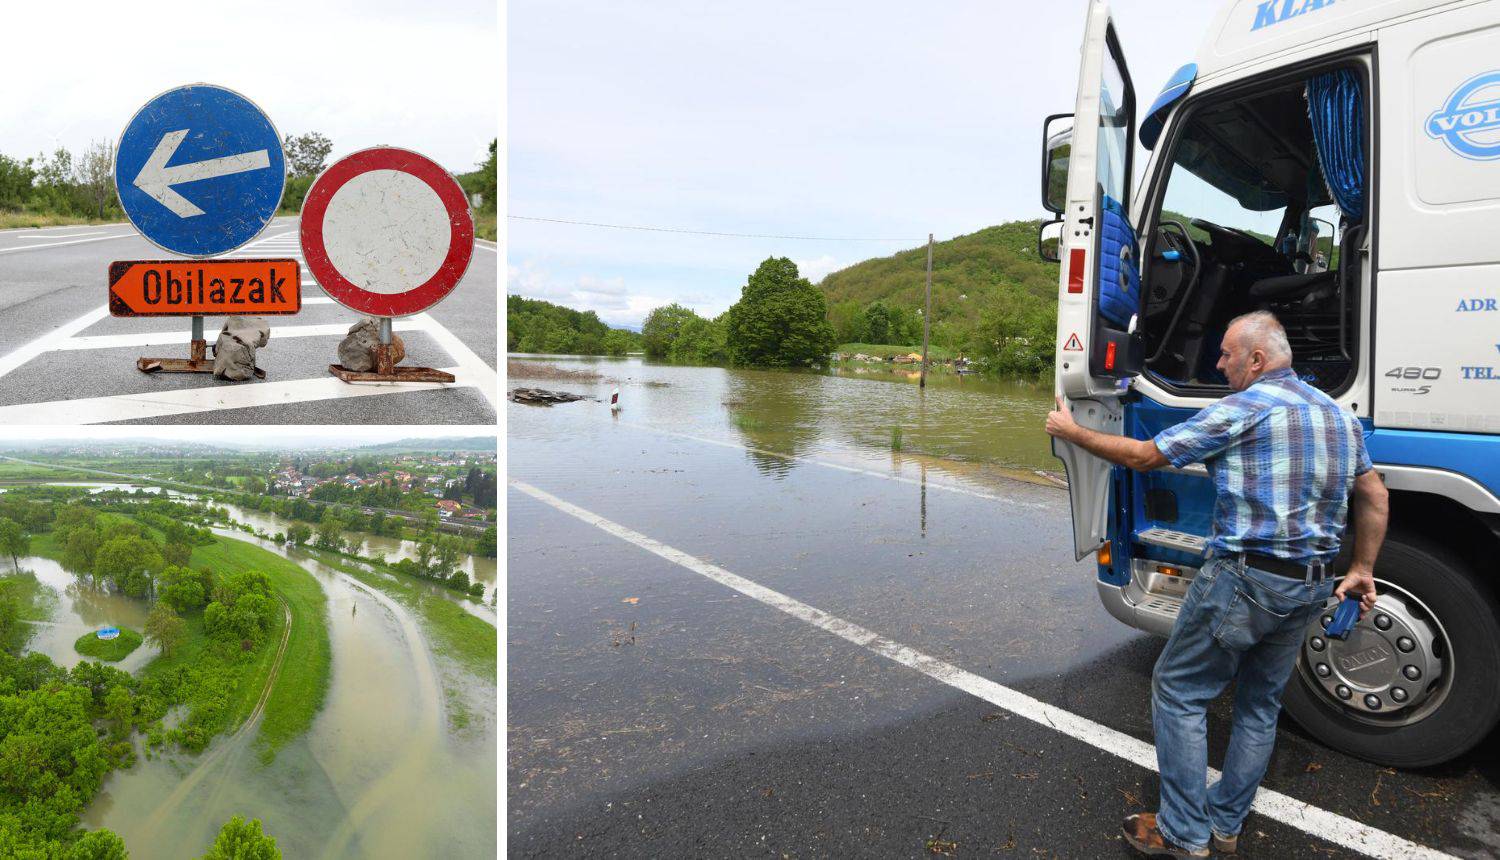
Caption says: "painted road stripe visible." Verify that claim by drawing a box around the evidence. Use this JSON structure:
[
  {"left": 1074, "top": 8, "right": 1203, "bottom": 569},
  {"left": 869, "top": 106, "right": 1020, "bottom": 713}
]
[
  {"left": 54, "top": 320, "right": 426, "bottom": 351},
  {"left": 0, "top": 365, "right": 472, "bottom": 424},
  {"left": 10, "top": 230, "right": 111, "bottom": 240},
  {"left": 616, "top": 420, "right": 1048, "bottom": 509},
  {"left": 0, "top": 233, "right": 138, "bottom": 254},
  {"left": 509, "top": 479, "right": 1455, "bottom": 860},
  {"left": 0, "top": 304, "right": 111, "bottom": 380}
]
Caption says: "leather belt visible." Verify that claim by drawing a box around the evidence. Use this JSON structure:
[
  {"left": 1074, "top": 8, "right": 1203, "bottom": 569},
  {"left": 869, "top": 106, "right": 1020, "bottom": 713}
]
[{"left": 1239, "top": 550, "right": 1328, "bottom": 581}]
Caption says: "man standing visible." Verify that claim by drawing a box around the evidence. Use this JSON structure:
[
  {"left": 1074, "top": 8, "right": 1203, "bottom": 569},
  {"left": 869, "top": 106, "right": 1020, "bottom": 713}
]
[{"left": 1044, "top": 311, "right": 1389, "bottom": 858}]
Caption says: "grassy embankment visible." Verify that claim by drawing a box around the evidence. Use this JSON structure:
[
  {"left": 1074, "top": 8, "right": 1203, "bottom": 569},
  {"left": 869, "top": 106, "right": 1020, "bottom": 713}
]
[
  {"left": 474, "top": 211, "right": 496, "bottom": 242},
  {"left": 189, "top": 538, "right": 330, "bottom": 759},
  {"left": 73, "top": 628, "right": 142, "bottom": 662},
  {"left": 0, "top": 212, "right": 114, "bottom": 229},
  {"left": 28, "top": 531, "right": 330, "bottom": 761}
]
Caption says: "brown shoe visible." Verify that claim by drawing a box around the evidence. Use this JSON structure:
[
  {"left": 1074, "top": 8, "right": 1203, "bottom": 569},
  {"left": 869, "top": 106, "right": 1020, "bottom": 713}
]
[
  {"left": 1121, "top": 813, "right": 1209, "bottom": 858},
  {"left": 1211, "top": 831, "right": 1237, "bottom": 854}
]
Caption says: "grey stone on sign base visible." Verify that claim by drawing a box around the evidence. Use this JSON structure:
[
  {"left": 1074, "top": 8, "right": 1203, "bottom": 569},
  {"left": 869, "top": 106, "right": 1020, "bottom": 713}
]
[
  {"left": 338, "top": 317, "right": 406, "bottom": 371},
  {"left": 212, "top": 316, "right": 270, "bottom": 381}
]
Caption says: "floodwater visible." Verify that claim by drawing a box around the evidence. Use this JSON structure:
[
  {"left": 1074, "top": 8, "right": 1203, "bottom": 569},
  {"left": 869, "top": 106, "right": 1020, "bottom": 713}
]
[
  {"left": 508, "top": 354, "right": 1059, "bottom": 479},
  {"left": 82, "top": 529, "right": 497, "bottom": 858},
  {"left": 216, "top": 499, "right": 499, "bottom": 606},
  {"left": 14, "top": 556, "right": 157, "bottom": 673}
]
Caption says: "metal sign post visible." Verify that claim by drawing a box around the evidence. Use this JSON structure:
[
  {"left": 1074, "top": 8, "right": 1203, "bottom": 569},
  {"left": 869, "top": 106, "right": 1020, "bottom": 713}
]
[
  {"left": 299, "top": 146, "right": 475, "bottom": 384},
  {"left": 113, "top": 83, "right": 287, "bottom": 376},
  {"left": 107, "top": 259, "right": 302, "bottom": 376}
]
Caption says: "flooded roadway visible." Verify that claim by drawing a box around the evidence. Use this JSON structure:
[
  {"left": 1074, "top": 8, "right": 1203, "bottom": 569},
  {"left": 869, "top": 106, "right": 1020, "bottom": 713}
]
[{"left": 507, "top": 357, "right": 1500, "bottom": 858}]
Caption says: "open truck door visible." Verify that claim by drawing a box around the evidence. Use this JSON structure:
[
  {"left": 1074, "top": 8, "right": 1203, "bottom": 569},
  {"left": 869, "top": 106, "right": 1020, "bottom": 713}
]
[{"left": 1040, "top": 1, "right": 1143, "bottom": 560}]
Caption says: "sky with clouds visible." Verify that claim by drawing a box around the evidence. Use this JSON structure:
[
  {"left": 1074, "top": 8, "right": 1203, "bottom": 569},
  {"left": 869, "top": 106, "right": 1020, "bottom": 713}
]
[
  {"left": 0, "top": 0, "right": 496, "bottom": 180},
  {"left": 508, "top": 1, "right": 1223, "bottom": 329}
]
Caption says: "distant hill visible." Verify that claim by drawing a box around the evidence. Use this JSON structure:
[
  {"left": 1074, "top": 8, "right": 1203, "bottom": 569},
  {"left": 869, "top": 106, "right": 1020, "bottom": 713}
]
[
  {"left": 818, "top": 220, "right": 1056, "bottom": 327},
  {"left": 361, "top": 437, "right": 497, "bottom": 453}
]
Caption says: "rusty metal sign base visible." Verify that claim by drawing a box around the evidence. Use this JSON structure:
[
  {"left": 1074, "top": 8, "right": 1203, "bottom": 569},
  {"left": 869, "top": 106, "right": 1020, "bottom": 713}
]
[
  {"left": 327, "top": 340, "right": 453, "bottom": 384},
  {"left": 137, "top": 338, "right": 266, "bottom": 380},
  {"left": 327, "top": 364, "right": 455, "bottom": 384}
]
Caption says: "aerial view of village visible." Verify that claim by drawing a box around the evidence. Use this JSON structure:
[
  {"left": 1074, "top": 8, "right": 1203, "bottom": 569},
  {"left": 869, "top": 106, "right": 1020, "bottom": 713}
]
[{"left": 0, "top": 431, "right": 497, "bottom": 856}]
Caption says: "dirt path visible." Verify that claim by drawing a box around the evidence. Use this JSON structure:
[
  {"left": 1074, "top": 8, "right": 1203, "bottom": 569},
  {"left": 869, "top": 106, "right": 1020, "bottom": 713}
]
[{"left": 139, "top": 597, "right": 294, "bottom": 833}]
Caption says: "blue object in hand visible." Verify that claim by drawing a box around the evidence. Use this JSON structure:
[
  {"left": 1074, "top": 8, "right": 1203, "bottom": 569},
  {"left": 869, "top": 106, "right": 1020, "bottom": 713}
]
[{"left": 1324, "top": 597, "right": 1362, "bottom": 640}]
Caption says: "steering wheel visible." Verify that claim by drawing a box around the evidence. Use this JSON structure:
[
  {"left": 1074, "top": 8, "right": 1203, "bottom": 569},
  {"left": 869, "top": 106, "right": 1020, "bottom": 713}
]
[
  {"left": 1189, "top": 217, "right": 1266, "bottom": 249},
  {"left": 1149, "top": 221, "right": 1202, "bottom": 364}
]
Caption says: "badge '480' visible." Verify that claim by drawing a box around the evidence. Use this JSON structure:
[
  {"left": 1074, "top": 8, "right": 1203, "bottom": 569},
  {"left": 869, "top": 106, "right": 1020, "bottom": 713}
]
[{"left": 299, "top": 147, "right": 475, "bottom": 317}]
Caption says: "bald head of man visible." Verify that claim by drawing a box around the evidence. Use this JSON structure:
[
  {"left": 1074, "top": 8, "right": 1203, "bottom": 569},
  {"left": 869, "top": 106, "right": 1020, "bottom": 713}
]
[{"left": 1216, "top": 310, "right": 1292, "bottom": 391}]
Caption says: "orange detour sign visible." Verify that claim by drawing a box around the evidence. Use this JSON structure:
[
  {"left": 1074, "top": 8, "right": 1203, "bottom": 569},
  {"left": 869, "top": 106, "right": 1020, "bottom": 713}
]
[{"left": 108, "top": 259, "right": 300, "bottom": 317}]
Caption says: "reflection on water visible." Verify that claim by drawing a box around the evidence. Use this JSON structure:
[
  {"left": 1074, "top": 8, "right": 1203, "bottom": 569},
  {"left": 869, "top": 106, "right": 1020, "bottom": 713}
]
[
  {"left": 19, "top": 556, "right": 156, "bottom": 673},
  {"left": 509, "top": 354, "right": 1059, "bottom": 478},
  {"left": 82, "top": 531, "right": 496, "bottom": 859}
]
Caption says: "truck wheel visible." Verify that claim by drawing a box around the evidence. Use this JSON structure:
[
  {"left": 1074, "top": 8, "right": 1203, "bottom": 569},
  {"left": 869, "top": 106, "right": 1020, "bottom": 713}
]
[{"left": 1281, "top": 532, "right": 1500, "bottom": 768}]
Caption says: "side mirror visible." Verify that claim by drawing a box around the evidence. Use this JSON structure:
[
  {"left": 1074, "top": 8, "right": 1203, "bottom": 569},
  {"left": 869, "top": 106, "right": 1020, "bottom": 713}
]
[
  {"left": 1041, "top": 113, "right": 1073, "bottom": 214},
  {"left": 1038, "top": 219, "right": 1063, "bottom": 263}
]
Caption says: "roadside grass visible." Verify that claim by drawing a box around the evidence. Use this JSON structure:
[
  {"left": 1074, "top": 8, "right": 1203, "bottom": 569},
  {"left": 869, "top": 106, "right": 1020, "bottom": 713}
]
[
  {"left": 837, "top": 342, "right": 957, "bottom": 361},
  {"left": 306, "top": 548, "right": 495, "bottom": 681},
  {"left": 0, "top": 212, "right": 118, "bottom": 229},
  {"left": 73, "top": 628, "right": 142, "bottom": 662},
  {"left": 475, "top": 210, "right": 497, "bottom": 242},
  {"left": 190, "top": 537, "right": 330, "bottom": 761},
  {"left": 0, "top": 462, "right": 97, "bottom": 481}
]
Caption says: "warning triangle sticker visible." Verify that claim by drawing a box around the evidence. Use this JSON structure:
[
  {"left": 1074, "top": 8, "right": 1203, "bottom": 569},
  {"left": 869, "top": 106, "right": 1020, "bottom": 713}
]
[{"left": 1063, "top": 332, "right": 1083, "bottom": 351}]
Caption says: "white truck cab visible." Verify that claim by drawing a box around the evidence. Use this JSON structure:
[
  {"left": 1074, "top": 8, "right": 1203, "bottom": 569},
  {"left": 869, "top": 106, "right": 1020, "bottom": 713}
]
[{"left": 1039, "top": 0, "right": 1500, "bottom": 767}]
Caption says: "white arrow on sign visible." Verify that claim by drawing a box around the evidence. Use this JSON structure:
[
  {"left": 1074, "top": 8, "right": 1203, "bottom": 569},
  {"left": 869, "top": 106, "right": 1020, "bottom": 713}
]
[{"left": 133, "top": 129, "right": 271, "bottom": 218}]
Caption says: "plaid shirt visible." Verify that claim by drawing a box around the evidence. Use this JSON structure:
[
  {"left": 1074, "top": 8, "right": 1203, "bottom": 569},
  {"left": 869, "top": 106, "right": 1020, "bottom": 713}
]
[{"left": 1152, "top": 367, "right": 1373, "bottom": 564}]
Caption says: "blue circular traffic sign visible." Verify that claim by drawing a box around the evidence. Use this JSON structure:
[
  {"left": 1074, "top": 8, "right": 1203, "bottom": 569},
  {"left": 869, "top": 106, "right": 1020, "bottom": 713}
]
[{"left": 114, "top": 84, "right": 285, "bottom": 257}]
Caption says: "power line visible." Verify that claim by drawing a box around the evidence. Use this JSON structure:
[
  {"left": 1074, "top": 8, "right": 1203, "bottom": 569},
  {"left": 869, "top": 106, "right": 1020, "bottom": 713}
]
[{"left": 508, "top": 214, "right": 911, "bottom": 242}]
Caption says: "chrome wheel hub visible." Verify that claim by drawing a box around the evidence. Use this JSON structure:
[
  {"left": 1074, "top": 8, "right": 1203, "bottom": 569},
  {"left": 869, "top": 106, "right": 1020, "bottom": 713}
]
[{"left": 1301, "top": 584, "right": 1447, "bottom": 722}]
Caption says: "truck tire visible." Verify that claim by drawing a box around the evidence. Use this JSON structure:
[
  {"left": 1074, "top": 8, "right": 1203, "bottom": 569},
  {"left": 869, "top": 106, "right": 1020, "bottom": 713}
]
[{"left": 1281, "top": 532, "right": 1500, "bottom": 768}]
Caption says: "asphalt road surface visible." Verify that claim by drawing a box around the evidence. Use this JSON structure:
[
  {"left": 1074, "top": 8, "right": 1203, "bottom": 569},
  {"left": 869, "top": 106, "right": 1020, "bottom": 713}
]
[
  {"left": 507, "top": 404, "right": 1500, "bottom": 858},
  {"left": 0, "top": 218, "right": 496, "bottom": 424}
]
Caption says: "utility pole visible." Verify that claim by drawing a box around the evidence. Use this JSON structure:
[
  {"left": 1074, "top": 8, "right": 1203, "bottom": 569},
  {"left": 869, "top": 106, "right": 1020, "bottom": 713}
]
[{"left": 920, "top": 233, "right": 933, "bottom": 389}]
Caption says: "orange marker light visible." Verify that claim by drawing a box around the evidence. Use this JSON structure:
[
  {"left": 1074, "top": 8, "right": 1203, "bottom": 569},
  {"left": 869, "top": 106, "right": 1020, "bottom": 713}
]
[{"left": 1097, "top": 544, "right": 1112, "bottom": 566}]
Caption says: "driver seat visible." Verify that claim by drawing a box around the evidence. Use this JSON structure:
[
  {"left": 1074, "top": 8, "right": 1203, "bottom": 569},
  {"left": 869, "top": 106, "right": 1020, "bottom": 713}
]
[{"left": 1247, "top": 269, "right": 1334, "bottom": 301}]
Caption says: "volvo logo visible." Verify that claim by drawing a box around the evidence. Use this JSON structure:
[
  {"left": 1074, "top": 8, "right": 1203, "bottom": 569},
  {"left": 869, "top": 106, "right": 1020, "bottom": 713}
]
[
  {"left": 1426, "top": 71, "right": 1500, "bottom": 161},
  {"left": 1338, "top": 644, "right": 1392, "bottom": 672}
]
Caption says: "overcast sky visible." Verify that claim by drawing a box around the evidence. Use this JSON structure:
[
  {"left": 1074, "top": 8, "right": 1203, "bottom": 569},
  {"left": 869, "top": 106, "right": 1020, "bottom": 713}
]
[
  {"left": 1, "top": 0, "right": 496, "bottom": 178},
  {"left": 508, "top": 1, "right": 1222, "bottom": 329}
]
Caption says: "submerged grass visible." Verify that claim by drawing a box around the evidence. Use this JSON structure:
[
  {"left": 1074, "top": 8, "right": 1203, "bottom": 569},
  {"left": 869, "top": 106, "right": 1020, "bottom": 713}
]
[
  {"left": 306, "top": 548, "right": 495, "bottom": 681},
  {"left": 191, "top": 537, "right": 331, "bottom": 761}
]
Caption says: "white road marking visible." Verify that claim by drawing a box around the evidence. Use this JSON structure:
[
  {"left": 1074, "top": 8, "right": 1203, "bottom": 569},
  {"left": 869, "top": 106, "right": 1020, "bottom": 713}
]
[
  {"left": 0, "top": 233, "right": 138, "bottom": 254},
  {"left": 54, "top": 320, "right": 425, "bottom": 351},
  {"left": 0, "top": 366, "right": 470, "bottom": 424},
  {"left": 10, "top": 230, "right": 111, "bottom": 240},
  {"left": 0, "top": 304, "right": 110, "bottom": 380},
  {"left": 615, "top": 420, "right": 1047, "bottom": 509},
  {"left": 509, "top": 479, "right": 1455, "bottom": 860}
]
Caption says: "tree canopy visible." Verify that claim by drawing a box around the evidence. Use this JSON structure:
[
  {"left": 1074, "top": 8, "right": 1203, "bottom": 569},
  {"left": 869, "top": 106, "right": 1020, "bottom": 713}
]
[{"left": 724, "top": 258, "right": 836, "bottom": 368}]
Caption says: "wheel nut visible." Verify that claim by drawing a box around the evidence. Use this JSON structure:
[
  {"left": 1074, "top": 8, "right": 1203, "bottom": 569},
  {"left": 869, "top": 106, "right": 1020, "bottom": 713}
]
[
  {"left": 1374, "top": 614, "right": 1392, "bottom": 630},
  {"left": 1403, "top": 665, "right": 1420, "bottom": 681},
  {"left": 1316, "top": 663, "right": 1331, "bottom": 677},
  {"left": 1390, "top": 687, "right": 1408, "bottom": 703},
  {"left": 1396, "top": 637, "right": 1415, "bottom": 653},
  {"left": 1364, "top": 694, "right": 1382, "bottom": 710},
  {"left": 1335, "top": 685, "right": 1352, "bottom": 700},
  {"left": 1321, "top": 615, "right": 1333, "bottom": 628},
  {"left": 1310, "top": 637, "right": 1326, "bottom": 652}
]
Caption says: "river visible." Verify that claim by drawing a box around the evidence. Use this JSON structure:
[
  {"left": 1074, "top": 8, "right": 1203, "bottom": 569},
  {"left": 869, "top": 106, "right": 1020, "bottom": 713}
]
[
  {"left": 3, "top": 499, "right": 496, "bottom": 857},
  {"left": 509, "top": 354, "right": 1060, "bottom": 487}
]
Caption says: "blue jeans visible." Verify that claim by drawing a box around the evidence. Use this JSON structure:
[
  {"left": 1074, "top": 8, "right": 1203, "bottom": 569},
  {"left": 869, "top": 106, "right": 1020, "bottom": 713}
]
[{"left": 1151, "top": 555, "right": 1335, "bottom": 851}]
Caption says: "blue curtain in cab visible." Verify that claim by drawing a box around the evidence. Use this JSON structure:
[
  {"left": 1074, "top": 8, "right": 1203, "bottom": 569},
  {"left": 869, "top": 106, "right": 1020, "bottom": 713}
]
[{"left": 1306, "top": 69, "right": 1364, "bottom": 222}]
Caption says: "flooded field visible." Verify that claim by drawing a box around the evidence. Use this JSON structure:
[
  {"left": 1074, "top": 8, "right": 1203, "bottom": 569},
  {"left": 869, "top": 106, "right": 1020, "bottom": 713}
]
[
  {"left": 21, "top": 557, "right": 156, "bottom": 673},
  {"left": 508, "top": 354, "right": 1058, "bottom": 480}
]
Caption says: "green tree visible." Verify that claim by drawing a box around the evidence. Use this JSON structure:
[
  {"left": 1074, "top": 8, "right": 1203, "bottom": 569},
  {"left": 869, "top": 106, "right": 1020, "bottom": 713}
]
[
  {"left": 200, "top": 816, "right": 280, "bottom": 860},
  {"left": 314, "top": 515, "right": 344, "bottom": 551},
  {"left": 283, "top": 132, "right": 333, "bottom": 179},
  {"left": 163, "top": 541, "right": 192, "bottom": 568},
  {"left": 864, "top": 301, "right": 895, "bottom": 344},
  {"left": 76, "top": 140, "right": 116, "bottom": 220},
  {"left": 0, "top": 518, "right": 28, "bottom": 570},
  {"left": 93, "top": 536, "right": 163, "bottom": 597},
  {"left": 475, "top": 526, "right": 497, "bottom": 558},
  {"left": 477, "top": 139, "right": 497, "bottom": 212},
  {"left": 144, "top": 602, "right": 186, "bottom": 657},
  {"left": 724, "top": 258, "right": 836, "bottom": 367},
  {"left": 68, "top": 829, "right": 128, "bottom": 860},
  {"left": 640, "top": 303, "right": 702, "bottom": 361},
  {"left": 285, "top": 524, "right": 312, "bottom": 547}
]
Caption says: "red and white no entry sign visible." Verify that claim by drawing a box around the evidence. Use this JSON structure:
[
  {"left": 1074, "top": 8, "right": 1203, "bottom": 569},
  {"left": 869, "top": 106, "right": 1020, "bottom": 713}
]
[{"left": 300, "top": 146, "right": 474, "bottom": 317}]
